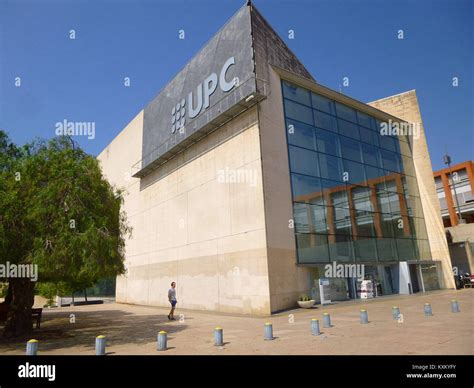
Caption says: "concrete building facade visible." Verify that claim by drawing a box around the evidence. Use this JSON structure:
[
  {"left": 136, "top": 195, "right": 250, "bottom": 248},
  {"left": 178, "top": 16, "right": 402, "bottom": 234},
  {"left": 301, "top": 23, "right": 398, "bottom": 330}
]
[{"left": 98, "top": 2, "right": 454, "bottom": 315}]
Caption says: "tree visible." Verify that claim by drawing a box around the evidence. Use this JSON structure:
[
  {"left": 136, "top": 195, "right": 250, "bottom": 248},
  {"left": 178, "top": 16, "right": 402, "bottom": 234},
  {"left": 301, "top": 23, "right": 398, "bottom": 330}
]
[{"left": 0, "top": 131, "right": 130, "bottom": 338}]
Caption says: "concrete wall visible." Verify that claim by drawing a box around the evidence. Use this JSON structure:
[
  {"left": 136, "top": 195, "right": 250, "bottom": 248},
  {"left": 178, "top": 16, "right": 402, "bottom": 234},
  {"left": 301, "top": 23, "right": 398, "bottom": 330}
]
[
  {"left": 98, "top": 107, "right": 272, "bottom": 315},
  {"left": 258, "top": 66, "right": 312, "bottom": 312},
  {"left": 368, "top": 91, "right": 455, "bottom": 289}
]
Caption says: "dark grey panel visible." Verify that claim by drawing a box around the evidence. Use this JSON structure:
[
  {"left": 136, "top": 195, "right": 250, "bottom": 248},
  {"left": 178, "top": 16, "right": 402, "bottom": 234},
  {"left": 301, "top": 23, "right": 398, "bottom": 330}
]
[{"left": 137, "top": 5, "right": 257, "bottom": 177}]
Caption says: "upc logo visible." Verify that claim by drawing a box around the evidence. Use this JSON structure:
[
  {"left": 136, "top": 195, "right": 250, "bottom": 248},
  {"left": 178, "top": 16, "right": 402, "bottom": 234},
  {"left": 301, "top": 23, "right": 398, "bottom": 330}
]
[{"left": 171, "top": 99, "right": 186, "bottom": 134}]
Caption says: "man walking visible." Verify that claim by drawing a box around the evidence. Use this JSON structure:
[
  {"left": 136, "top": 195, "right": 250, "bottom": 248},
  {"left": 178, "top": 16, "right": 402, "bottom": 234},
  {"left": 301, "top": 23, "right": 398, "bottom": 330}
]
[{"left": 168, "top": 282, "right": 177, "bottom": 320}]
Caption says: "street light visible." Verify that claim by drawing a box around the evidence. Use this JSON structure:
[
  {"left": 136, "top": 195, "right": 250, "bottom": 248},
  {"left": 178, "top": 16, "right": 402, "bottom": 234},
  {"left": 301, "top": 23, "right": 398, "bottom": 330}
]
[{"left": 443, "top": 154, "right": 465, "bottom": 225}]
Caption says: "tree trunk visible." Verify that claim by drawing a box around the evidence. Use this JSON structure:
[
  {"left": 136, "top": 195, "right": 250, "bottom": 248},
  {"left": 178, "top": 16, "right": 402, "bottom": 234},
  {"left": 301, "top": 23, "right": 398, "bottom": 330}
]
[
  {"left": 84, "top": 289, "right": 88, "bottom": 303},
  {"left": 3, "top": 278, "right": 35, "bottom": 338}
]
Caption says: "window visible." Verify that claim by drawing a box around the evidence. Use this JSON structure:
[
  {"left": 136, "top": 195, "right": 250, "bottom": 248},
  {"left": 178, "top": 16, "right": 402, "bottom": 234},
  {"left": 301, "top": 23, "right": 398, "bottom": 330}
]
[
  {"left": 359, "top": 126, "right": 379, "bottom": 146},
  {"left": 318, "top": 153, "right": 343, "bottom": 181},
  {"left": 284, "top": 99, "right": 313, "bottom": 125},
  {"left": 296, "top": 234, "right": 330, "bottom": 263},
  {"left": 294, "top": 203, "right": 310, "bottom": 233},
  {"left": 311, "top": 93, "right": 336, "bottom": 115},
  {"left": 352, "top": 187, "right": 374, "bottom": 212},
  {"left": 282, "top": 81, "right": 311, "bottom": 106},
  {"left": 361, "top": 143, "right": 381, "bottom": 167},
  {"left": 338, "top": 119, "right": 360, "bottom": 140},
  {"left": 340, "top": 136, "right": 363, "bottom": 163},
  {"left": 335, "top": 102, "right": 357, "bottom": 123},
  {"left": 380, "top": 149, "right": 400, "bottom": 173},
  {"left": 286, "top": 119, "right": 316, "bottom": 151},
  {"left": 342, "top": 159, "right": 367, "bottom": 185},
  {"left": 315, "top": 128, "right": 340, "bottom": 157},
  {"left": 314, "top": 110, "right": 338, "bottom": 132},
  {"left": 291, "top": 174, "right": 323, "bottom": 201},
  {"left": 357, "top": 111, "right": 376, "bottom": 130},
  {"left": 289, "top": 146, "right": 320, "bottom": 177}
]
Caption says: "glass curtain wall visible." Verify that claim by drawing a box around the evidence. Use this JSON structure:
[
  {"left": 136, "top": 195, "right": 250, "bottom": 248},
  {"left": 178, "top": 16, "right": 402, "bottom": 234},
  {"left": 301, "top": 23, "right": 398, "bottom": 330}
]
[{"left": 282, "top": 80, "right": 431, "bottom": 265}]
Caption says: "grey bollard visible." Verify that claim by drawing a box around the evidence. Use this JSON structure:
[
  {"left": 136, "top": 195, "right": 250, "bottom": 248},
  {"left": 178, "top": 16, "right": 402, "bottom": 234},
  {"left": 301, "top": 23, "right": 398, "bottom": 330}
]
[
  {"left": 451, "top": 300, "right": 460, "bottom": 313},
  {"left": 26, "top": 339, "right": 38, "bottom": 356},
  {"left": 392, "top": 306, "right": 400, "bottom": 320},
  {"left": 95, "top": 335, "right": 106, "bottom": 355},
  {"left": 360, "top": 309, "right": 369, "bottom": 324},
  {"left": 424, "top": 303, "right": 433, "bottom": 316},
  {"left": 264, "top": 322, "right": 274, "bottom": 340},
  {"left": 311, "top": 319, "right": 320, "bottom": 336},
  {"left": 157, "top": 331, "right": 167, "bottom": 351},
  {"left": 214, "top": 327, "right": 224, "bottom": 346},
  {"left": 323, "top": 313, "right": 331, "bottom": 328}
]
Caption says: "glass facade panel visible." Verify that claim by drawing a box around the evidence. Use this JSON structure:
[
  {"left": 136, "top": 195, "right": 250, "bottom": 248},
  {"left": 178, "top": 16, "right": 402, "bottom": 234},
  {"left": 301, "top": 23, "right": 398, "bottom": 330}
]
[
  {"left": 296, "top": 234, "right": 330, "bottom": 263},
  {"left": 314, "top": 110, "right": 338, "bottom": 132},
  {"left": 338, "top": 119, "right": 360, "bottom": 140},
  {"left": 286, "top": 119, "right": 316, "bottom": 150},
  {"left": 315, "top": 128, "right": 341, "bottom": 157},
  {"left": 284, "top": 99, "right": 313, "bottom": 125},
  {"left": 340, "top": 136, "right": 363, "bottom": 163},
  {"left": 282, "top": 81, "right": 429, "bottom": 265},
  {"left": 282, "top": 81, "right": 311, "bottom": 106},
  {"left": 291, "top": 173, "right": 323, "bottom": 201},
  {"left": 311, "top": 93, "right": 336, "bottom": 115},
  {"left": 318, "top": 153, "right": 343, "bottom": 181},
  {"left": 357, "top": 111, "right": 376, "bottom": 130},
  {"left": 359, "top": 126, "right": 379, "bottom": 147},
  {"left": 335, "top": 102, "right": 357, "bottom": 122},
  {"left": 289, "top": 146, "right": 320, "bottom": 177}
]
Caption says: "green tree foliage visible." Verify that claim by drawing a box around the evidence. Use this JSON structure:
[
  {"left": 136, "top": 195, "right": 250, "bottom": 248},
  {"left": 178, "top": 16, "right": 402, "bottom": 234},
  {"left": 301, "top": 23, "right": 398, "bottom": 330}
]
[{"left": 0, "top": 131, "right": 130, "bottom": 337}]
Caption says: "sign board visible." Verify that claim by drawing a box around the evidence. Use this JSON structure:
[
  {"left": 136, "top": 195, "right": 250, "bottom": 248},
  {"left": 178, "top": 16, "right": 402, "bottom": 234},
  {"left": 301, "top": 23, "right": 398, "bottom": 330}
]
[{"left": 319, "top": 278, "right": 331, "bottom": 305}]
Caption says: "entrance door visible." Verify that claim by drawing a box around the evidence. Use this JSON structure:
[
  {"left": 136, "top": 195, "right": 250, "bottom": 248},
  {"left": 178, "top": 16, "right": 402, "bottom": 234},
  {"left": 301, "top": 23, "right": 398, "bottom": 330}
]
[{"left": 409, "top": 264, "right": 420, "bottom": 293}]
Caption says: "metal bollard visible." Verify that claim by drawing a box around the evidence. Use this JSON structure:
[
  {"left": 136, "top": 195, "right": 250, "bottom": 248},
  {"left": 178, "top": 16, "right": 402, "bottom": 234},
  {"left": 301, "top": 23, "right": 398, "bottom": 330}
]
[
  {"left": 451, "top": 300, "right": 460, "bottom": 313},
  {"left": 214, "top": 327, "right": 224, "bottom": 346},
  {"left": 311, "top": 319, "right": 320, "bottom": 336},
  {"left": 392, "top": 306, "right": 400, "bottom": 320},
  {"left": 157, "top": 331, "right": 167, "bottom": 351},
  {"left": 264, "top": 322, "right": 274, "bottom": 340},
  {"left": 26, "top": 339, "right": 38, "bottom": 356},
  {"left": 95, "top": 335, "right": 106, "bottom": 355},
  {"left": 360, "top": 309, "right": 369, "bottom": 324},
  {"left": 323, "top": 313, "right": 331, "bottom": 328},
  {"left": 424, "top": 303, "right": 433, "bottom": 316}
]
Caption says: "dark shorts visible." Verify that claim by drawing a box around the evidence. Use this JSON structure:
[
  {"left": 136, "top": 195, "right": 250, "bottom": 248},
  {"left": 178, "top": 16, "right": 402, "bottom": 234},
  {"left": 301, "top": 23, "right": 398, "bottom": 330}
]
[{"left": 170, "top": 300, "right": 177, "bottom": 308}]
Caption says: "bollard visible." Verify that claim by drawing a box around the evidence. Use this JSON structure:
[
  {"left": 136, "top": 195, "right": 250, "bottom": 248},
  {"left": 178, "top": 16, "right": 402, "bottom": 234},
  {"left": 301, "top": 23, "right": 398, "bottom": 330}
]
[
  {"left": 95, "top": 335, "right": 106, "bottom": 356},
  {"left": 214, "top": 327, "right": 224, "bottom": 346},
  {"left": 264, "top": 322, "right": 274, "bottom": 340},
  {"left": 157, "top": 331, "right": 167, "bottom": 351},
  {"left": 451, "top": 300, "right": 460, "bottom": 313},
  {"left": 311, "top": 319, "right": 320, "bottom": 336},
  {"left": 323, "top": 313, "right": 331, "bottom": 328},
  {"left": 424, "top": 303, "right": 433, "bottom": 316},
  {"left": 360, "top": 309, "right": 369, "bottom": 324},
  {"left": 26, "top": 339, "right": 38, "bottom": 356},
  {"left": 392, "top": 306, "right": 400, "bottom": 320}
]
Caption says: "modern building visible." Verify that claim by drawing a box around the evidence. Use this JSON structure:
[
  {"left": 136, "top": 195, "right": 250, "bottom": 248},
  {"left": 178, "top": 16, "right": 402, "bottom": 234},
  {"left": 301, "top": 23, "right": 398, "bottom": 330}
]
[
  {"left": 433, "top": 161, "right": 474, "bottom": 276},
  {"left": 98, "top": 1, "right": 455, "bottom": 315}
]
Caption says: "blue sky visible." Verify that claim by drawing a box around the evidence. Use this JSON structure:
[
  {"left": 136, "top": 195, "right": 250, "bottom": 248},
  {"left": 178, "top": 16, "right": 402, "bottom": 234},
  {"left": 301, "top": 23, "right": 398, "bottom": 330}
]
[{"left": 1, "top": 0, "right": 472, "bottom": 170}]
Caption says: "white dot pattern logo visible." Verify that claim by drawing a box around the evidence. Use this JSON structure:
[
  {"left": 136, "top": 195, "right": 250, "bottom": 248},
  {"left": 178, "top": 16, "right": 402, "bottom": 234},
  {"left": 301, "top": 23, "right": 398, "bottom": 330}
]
[{"left": 171, "top": 99, "right": 186, "bottom": 133}]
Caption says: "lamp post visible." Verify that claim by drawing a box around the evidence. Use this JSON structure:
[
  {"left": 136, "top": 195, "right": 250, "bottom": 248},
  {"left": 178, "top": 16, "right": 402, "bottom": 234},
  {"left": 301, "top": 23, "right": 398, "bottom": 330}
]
[{"left": 443, "top": 154, "right": 465, "bottom": 225}]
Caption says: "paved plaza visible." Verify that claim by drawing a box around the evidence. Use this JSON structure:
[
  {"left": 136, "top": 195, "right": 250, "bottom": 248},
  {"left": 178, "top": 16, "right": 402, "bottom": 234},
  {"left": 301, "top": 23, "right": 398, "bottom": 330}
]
[{"left": 0, "top": 289, "right": 472, "bottom": 355}]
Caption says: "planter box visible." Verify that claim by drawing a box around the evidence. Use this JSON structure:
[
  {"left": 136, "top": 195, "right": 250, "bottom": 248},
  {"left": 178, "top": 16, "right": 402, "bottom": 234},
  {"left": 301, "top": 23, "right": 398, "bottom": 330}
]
[{"left": 297, "top": 300, "right": 315, "bottom": 309}]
